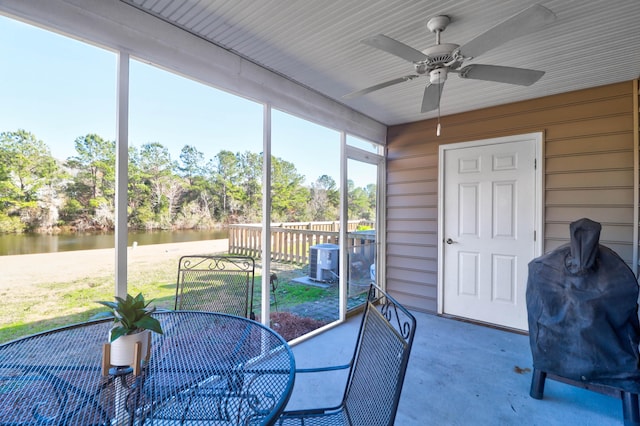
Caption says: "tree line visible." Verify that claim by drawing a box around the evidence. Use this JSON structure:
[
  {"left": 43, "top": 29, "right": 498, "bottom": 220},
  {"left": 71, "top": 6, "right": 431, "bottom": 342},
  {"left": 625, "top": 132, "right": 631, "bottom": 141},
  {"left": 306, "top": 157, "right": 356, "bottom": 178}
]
[{"left": 0, "top": 130, "right": 376, "bottom": 233}]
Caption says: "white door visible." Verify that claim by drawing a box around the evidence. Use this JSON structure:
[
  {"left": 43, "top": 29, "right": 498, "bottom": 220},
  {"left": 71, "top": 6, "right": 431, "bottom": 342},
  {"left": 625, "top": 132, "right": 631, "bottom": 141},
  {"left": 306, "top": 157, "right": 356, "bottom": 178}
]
[{"left": 441, "top": 134, "right": 540, "bottom": 331}]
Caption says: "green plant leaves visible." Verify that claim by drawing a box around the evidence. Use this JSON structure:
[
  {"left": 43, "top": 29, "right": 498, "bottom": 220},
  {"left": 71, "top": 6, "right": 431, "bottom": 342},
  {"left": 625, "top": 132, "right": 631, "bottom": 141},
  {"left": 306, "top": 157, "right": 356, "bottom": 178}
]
[
  {"left": 134, "top": 316, "right": 163, "bottom": 335},
  {"left": 92, "top": 292, "right": 163, "bottom": 341}
]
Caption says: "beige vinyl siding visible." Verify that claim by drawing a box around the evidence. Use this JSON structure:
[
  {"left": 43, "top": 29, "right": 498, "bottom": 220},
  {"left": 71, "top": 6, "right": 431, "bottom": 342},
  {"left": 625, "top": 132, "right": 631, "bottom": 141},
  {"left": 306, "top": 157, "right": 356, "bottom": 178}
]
[{"left": 386, "top": 80, "right": 637, "bottom": 313}]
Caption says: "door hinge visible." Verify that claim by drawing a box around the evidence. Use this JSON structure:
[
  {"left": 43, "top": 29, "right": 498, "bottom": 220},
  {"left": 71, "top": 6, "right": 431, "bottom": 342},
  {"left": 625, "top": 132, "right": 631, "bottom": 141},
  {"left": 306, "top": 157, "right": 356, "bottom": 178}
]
[
  {"left": 534, "top": 230, "right": 536, "bottom": 241},
  {"left": 534, "top": 158, "right": 537, "bottom": 169}
]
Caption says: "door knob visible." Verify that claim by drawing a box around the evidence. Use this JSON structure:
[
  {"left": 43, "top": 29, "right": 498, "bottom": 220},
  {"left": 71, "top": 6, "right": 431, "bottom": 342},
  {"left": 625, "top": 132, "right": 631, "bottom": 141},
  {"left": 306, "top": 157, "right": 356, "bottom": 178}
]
[{"left": 445, "top": 238, "right": 456, "bottom": 244}]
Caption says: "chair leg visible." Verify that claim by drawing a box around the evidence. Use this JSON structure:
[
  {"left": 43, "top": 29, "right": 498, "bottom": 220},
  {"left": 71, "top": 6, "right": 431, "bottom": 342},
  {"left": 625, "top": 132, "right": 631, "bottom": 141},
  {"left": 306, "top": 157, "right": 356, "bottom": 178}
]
[
  {"left": 621, "top": 391, "right": 640, "bottom": 426},
  {"left": 530, "top": 368, "right": 546, "bottom": 399}
]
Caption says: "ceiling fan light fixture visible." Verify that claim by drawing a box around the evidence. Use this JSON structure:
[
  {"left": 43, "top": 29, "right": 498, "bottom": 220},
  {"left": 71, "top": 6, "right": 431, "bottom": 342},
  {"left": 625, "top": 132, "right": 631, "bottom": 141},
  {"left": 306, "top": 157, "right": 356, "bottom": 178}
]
[{"left": 429, "top": 68, "right": 448, "bottom": 84}]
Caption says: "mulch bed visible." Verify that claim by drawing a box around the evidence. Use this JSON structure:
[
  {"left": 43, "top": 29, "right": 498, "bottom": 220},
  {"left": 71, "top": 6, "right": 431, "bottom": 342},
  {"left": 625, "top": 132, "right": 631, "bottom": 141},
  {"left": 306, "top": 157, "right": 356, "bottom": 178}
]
[{"left": 267, "top": 312, "right": 328, "bottom": 341}]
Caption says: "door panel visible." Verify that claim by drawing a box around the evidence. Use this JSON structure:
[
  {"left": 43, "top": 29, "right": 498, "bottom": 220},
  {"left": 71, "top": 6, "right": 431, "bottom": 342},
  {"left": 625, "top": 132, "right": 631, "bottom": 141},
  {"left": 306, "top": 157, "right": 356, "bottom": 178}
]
[
  {"left": 458, "top": 252, "right": 479, "bottom": 296},
  {"left": 492, "top": 254, "right": 515, "bottom": 302},
  {"left": 459, "top": 183, "right": 479, "bottom": 236},
  {"left": 494, "top": 181, "right": 515, "bottom": 238},
  {"left": 443, "top": 137, "right": 537, "bottom": 331}
]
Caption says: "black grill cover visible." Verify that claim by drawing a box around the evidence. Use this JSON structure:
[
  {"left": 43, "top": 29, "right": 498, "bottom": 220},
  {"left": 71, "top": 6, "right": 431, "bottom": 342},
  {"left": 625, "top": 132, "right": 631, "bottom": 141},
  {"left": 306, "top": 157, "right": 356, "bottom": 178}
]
[{"left": 526, "top": 218, "right": 640, "bottom": 381}]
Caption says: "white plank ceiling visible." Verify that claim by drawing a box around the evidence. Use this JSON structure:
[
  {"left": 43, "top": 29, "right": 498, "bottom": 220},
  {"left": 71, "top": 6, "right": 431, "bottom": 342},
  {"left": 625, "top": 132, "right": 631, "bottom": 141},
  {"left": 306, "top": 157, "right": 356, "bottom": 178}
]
[{"left": 121, "top": 0, "right": 640, "bottom": 126}]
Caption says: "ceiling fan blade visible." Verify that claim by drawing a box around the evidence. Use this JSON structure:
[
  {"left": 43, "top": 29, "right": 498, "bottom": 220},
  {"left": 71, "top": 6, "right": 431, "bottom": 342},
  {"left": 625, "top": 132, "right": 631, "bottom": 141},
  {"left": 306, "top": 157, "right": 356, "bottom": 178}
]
[
  {"left": 421, "top": 83, "right": 445, "bottom": 113},
  {"left": 343, "top": 75, "right": 419, "bottom": 99},
  {"left": 458, "top": 64, "right": 545, "bottom": 86},
  {"left": 458, "top": 4, "right": 556, "bottom": 59},
  {"left": 362, "top": 34, "right": 428, "bottom": 63}
]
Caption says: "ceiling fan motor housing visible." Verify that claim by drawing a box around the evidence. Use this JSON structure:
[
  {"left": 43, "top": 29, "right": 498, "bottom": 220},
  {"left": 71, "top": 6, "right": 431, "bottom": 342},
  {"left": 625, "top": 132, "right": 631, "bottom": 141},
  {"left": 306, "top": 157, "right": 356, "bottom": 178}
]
[{"left": 418, "top": 43, "right": 462, "bottom": 73}]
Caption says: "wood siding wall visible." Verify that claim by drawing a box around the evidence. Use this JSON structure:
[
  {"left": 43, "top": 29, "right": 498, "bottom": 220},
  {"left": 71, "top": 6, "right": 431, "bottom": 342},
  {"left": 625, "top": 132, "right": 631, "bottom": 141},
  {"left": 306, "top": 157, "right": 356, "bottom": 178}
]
[{"left": 386, "top": 81, "right": 637, "bottom": 313}]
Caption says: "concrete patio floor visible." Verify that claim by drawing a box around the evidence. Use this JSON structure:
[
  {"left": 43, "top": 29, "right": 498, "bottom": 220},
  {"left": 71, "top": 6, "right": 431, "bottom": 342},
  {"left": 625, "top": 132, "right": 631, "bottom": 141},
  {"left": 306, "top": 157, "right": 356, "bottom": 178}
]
[{"left": 286, "top": 309, "right": 624, "bottom": 425}]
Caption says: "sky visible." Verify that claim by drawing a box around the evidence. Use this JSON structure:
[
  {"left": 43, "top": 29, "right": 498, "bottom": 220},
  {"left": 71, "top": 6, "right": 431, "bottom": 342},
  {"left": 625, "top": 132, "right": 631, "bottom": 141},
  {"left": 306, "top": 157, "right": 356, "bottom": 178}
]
[{"left": 0, "top": 15, "right": 377, "bottom": 187}]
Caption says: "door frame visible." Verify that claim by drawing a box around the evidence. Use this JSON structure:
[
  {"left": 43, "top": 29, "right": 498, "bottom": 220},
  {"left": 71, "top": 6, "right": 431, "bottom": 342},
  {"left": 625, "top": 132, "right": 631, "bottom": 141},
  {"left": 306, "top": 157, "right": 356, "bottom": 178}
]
[{"left": 436, "top": 132, "right": 545, "bottom": 318}]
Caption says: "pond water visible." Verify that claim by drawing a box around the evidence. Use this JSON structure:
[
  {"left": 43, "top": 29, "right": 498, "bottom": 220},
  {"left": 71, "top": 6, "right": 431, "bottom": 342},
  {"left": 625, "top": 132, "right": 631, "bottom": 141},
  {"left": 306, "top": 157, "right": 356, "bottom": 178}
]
[{"left": 0, "top": 229, "right": 229, "bottom": 256}]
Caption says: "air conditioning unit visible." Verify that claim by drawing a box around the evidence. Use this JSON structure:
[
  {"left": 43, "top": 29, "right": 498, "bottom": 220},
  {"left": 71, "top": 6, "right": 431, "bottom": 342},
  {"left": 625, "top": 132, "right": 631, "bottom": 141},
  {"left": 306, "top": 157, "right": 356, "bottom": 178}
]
[{"left": 309, "top": 243, "right": 339, "bottom": 282}]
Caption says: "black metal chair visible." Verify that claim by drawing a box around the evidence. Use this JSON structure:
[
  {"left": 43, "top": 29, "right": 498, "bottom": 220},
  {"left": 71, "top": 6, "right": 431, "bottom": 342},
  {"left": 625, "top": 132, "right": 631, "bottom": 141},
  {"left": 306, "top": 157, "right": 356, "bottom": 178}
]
[
  {"left": 275, "top": 283, "right": 416, "bottom": 426},
  {"left": 174, "top": 255, "right": 255, "bottom": 319}
]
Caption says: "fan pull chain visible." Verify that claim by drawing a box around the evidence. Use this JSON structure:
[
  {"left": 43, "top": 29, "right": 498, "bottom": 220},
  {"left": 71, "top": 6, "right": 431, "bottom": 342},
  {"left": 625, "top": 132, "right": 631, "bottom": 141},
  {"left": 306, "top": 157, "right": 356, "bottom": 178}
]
[{"left": 436, "top": 71, "right": 442, "bottom": 137}]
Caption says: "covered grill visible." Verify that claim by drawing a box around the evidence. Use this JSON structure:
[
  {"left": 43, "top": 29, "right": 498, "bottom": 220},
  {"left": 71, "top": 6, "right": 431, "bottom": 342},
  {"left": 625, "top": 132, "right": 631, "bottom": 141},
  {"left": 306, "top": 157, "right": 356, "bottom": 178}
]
[{"left": 526, "top": 218, "right": 640, "bottom": 425}]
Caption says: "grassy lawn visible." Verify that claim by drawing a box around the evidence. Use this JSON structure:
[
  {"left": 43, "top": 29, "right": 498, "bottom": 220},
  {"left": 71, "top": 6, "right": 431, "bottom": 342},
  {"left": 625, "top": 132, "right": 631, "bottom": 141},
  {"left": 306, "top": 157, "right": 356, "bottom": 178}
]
[
  {"left": 0, "top": 258, "right": 178, "bottom": 344},
  {"left": 0, "top": 258, "right": 341, "bottom": 344}
]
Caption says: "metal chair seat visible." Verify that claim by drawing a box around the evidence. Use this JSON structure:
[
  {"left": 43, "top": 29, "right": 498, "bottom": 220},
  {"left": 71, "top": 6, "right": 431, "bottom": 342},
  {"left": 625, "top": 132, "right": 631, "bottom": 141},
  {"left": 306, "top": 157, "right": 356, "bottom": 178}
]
[{"left": 277, "top": 410, "right": 346, "bottom": 425}]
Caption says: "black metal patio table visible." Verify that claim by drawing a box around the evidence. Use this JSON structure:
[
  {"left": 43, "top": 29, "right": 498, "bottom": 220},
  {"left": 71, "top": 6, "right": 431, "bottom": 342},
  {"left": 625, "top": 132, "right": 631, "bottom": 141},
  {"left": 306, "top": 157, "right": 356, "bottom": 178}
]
[{"left": 0, "top": 311, "right": 295, "bottom": 425}]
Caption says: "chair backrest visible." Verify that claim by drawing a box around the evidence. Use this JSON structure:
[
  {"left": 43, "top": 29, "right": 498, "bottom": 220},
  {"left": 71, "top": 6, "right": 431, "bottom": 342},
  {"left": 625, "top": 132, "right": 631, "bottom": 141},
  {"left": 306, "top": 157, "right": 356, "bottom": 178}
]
[
  {"left": 174, "top": 255, "right": 255, "bottom": 319},
  {"left": 343, "top": 284, "right": 416, "bottom": 426}
]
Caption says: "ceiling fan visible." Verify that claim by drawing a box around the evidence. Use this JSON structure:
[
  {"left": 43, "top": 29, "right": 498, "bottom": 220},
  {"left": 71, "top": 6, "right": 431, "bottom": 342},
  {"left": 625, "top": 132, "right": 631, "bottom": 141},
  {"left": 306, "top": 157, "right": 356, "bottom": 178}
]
[{"left": 344, "top": 4, "right": 556, "bottom": 115}]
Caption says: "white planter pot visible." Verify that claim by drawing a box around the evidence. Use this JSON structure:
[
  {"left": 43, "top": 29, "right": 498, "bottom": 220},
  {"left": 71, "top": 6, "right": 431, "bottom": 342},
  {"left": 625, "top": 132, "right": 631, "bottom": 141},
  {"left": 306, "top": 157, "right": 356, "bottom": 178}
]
[{"left": 109, "top": 330, "right": 150, "bottom": 367}]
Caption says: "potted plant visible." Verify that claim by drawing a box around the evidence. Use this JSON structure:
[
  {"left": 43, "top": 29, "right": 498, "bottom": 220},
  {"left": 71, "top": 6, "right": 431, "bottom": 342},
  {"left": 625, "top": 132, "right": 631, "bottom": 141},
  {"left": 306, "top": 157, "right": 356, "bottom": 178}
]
[{"left": 93, "top": 293, "right": 163, "bottom": 368}]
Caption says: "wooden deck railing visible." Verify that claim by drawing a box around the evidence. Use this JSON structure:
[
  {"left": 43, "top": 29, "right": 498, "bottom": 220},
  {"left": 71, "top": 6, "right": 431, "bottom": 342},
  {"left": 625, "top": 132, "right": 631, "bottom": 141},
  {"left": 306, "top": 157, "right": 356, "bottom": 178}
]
[{"left": 228, "top": 221, "right": 375, "bottom": 264}]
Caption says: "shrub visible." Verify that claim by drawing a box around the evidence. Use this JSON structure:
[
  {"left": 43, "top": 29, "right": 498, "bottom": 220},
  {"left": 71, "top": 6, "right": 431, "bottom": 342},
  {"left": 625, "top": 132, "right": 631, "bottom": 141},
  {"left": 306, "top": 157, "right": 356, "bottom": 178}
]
[{"left": 0, "top": 212, "right": 25, "bottom": 233}]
